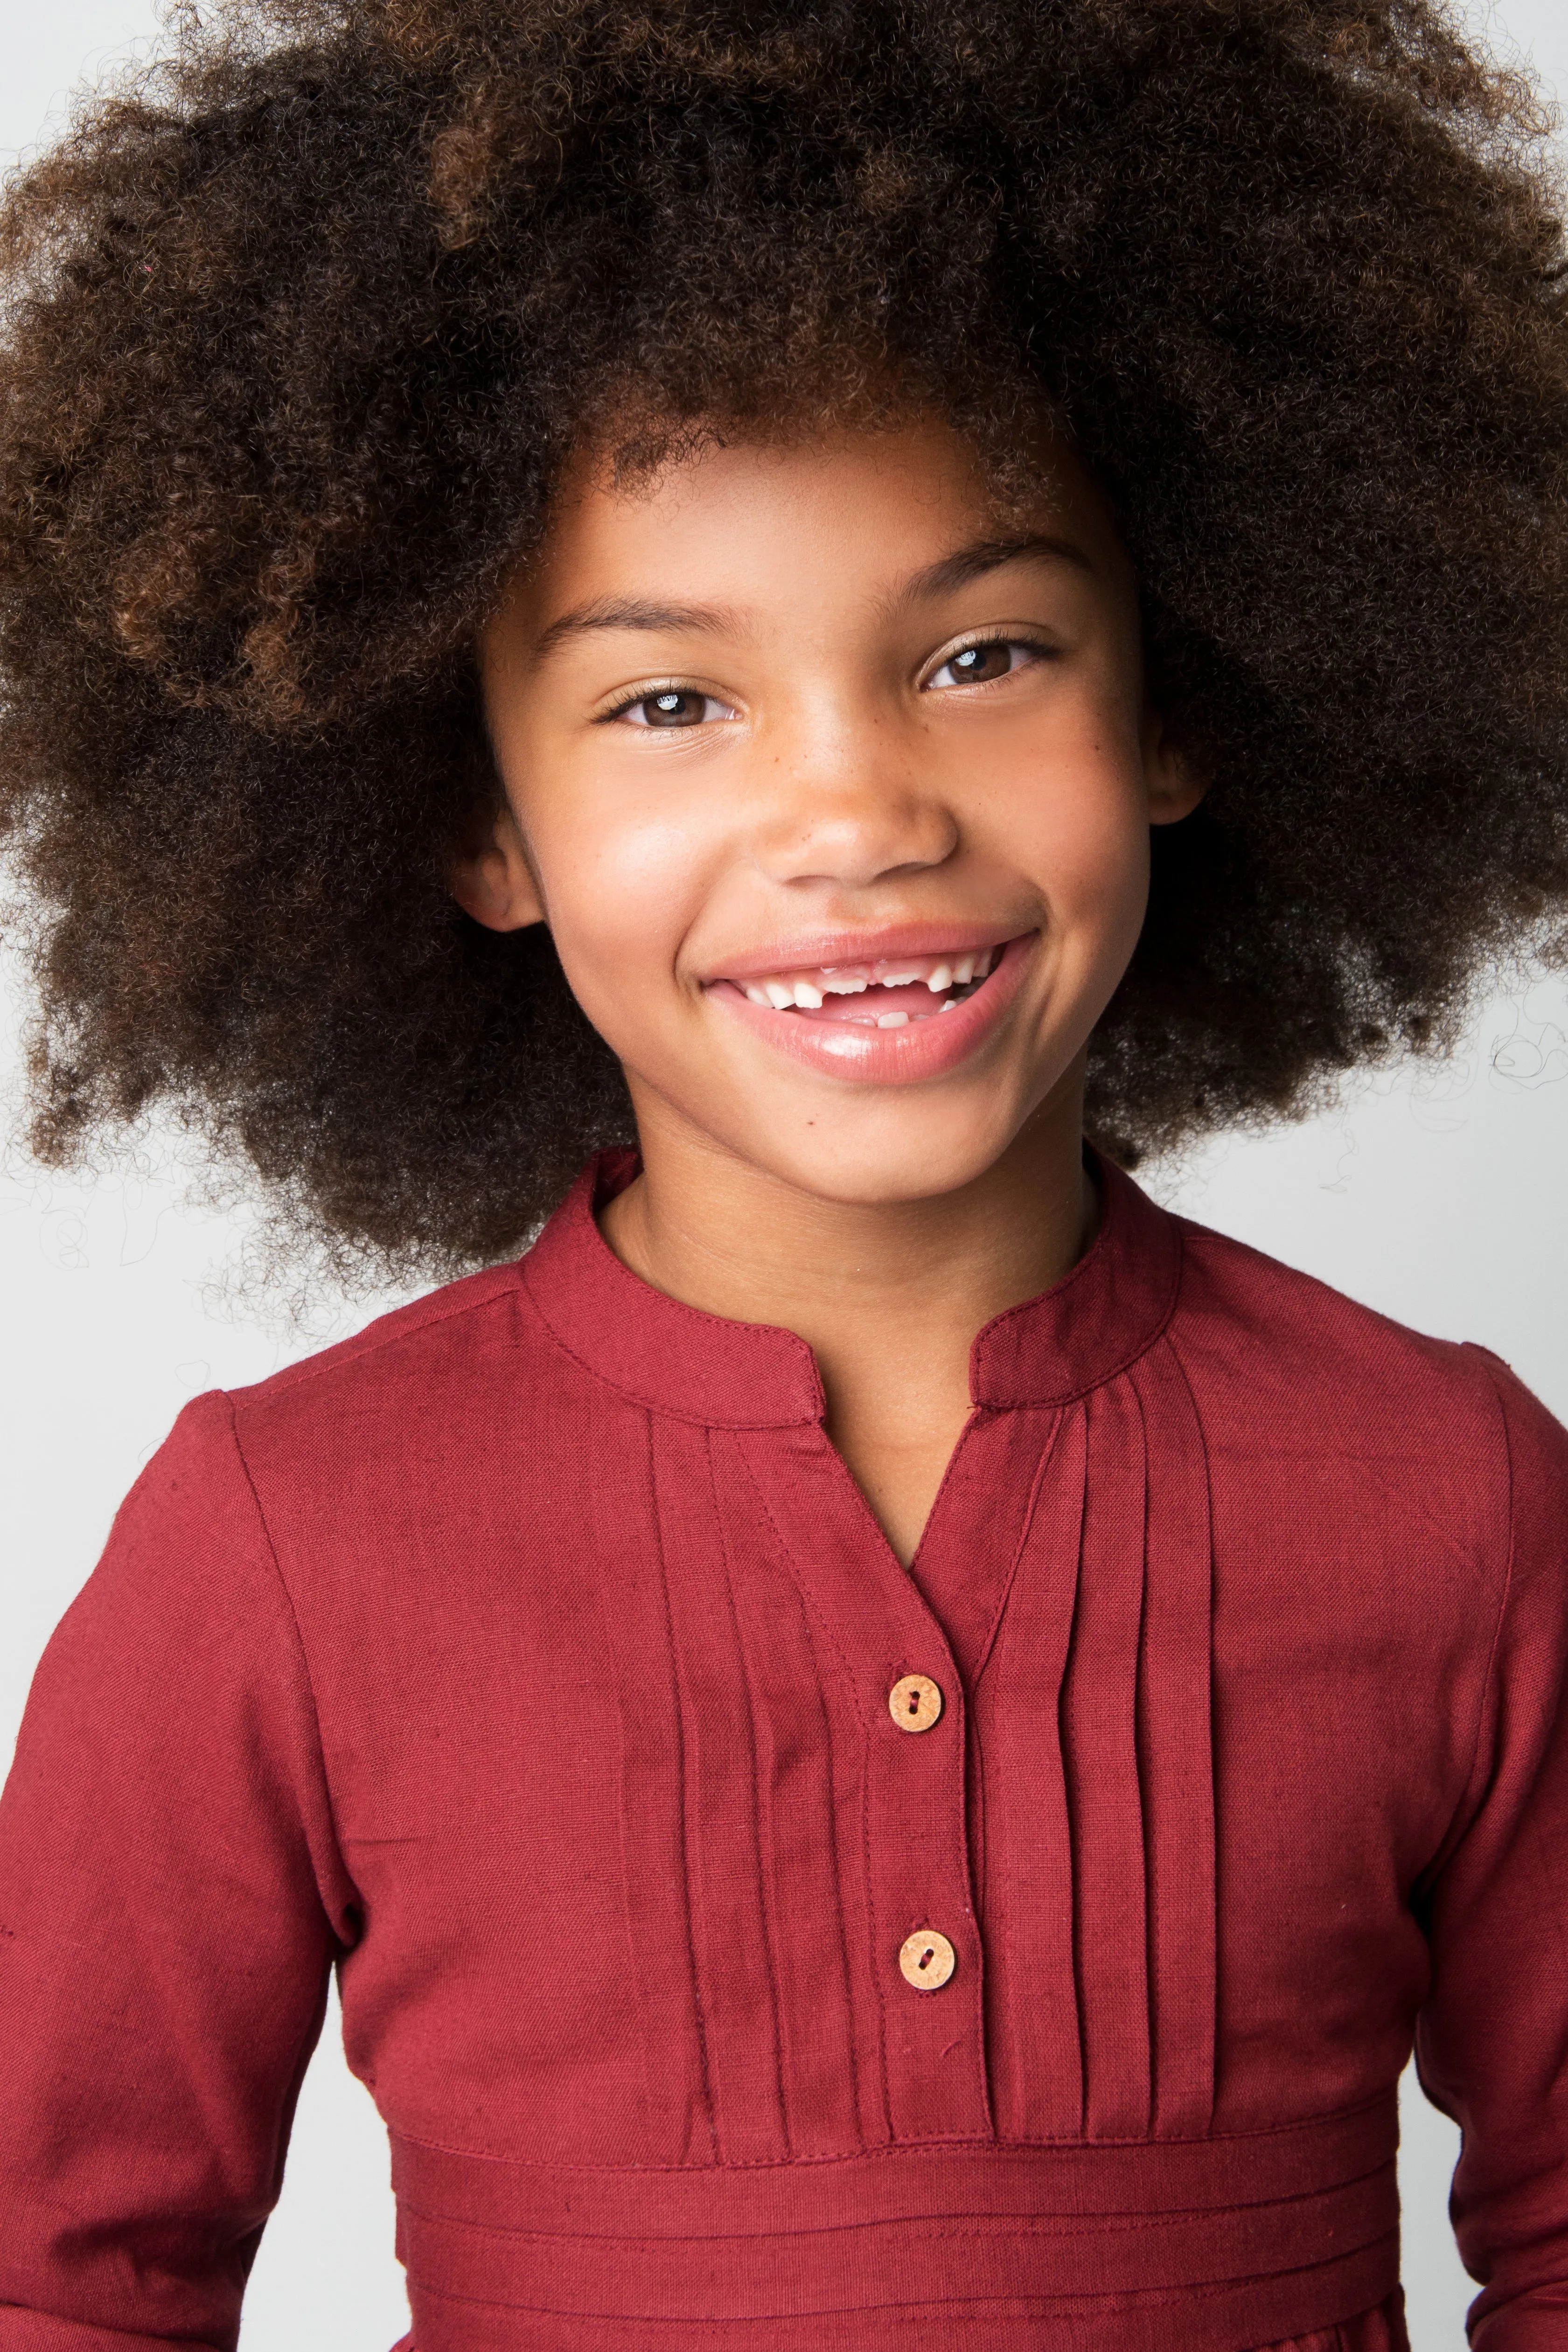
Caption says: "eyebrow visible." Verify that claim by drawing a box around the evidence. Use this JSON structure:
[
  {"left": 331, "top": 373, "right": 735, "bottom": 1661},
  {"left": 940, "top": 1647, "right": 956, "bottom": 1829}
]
[
  {"left": 897, "top": 532, "right": 1096, "bottom": 605},
  {"left": 530, "top": 532, "right": 1094, "bottom": 661},
  {"left": 532, "top": 596, "right": 740, "bottom": 661}
]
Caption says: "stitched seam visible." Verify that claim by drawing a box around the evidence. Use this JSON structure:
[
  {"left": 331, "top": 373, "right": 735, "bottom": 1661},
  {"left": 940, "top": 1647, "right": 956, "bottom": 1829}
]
[
  {"left": 1128, "top": 1365, "right": 1156, "bottom": 2143},
  {"left": 1420, "top": 1348, "right": 1521, "bottom": 1876},
  {"left": 731, "top": 1447, "right": 871, "bottom": 1729},
  {"left": 741, "top": 1461, "right": 869, "bottom": 2149},
  {"left": 976, "top": 1204, "right": 1185, "bottom": 1407},
  {"left": 728, "top": 1452, "right": 899, "bottom": 2146},
  {"left": 230, "top": 1270, "right": 524, "bottom": 1406},
  {"left": 706, "top": 1428, "right": 791, "bottom": 2161},
  {"left": 972, "top": 1407, "right": 1067, "bottom": 1696},
  {"left": 857, "top": 1703, "right": 895, "bottom": 2145},
  {"left": 397, "top": 2153, "right": 1396, "bottom": 2240},
  {"left": 520, "top": 1256, "right": 823, "bottom": 1429},
  {"left": 800, "top": 1600, "right": 868, "bottom": 2149},
  {"left": 977, "top": 1156, "right": 1122, "bottom": 1331},
  {"left": 220, "top": 1396, "right": 356, "bottom": 1911},
  {"left": 390, "top": 2087, "right": 1397, "bottom": 2167},
  {"left": 979, "top": 1403, "right": 1087, "bottom": 2137},
  {"left": 645, "top": 1412, "right": 720, "bottom": 2164},
  {"left": 1148, "top": 1331, "right": 1220, "bottom": 2136},
  {"left": 725, "top": 1440, "right": 890, "bottom": 2140},
  {"left": 987, "top": 1279, "right": 1185, "bottom": 1402}
]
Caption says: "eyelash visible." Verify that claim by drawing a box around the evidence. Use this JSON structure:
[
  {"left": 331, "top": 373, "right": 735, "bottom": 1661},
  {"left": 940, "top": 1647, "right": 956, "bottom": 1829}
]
[
  {"left": 922, "top": 635, "right": 1052, "bottom": 691},
  {"left": 599, "top": 685, "right": 736, "bottom": 728},
  {"left": 598, "top": 634, "right": 1053, "bottom": 729}
]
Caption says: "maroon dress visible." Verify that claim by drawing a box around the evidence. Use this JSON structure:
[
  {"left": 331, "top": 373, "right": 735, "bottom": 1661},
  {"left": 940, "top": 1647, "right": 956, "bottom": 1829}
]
[{"left": 1, "top": 1150, "right": 1565, "bottom": 2349}]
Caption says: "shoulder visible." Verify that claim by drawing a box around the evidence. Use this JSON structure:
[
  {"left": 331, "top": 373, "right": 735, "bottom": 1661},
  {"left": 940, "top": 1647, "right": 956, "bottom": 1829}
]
[
  {"left": 1161, "top": 1216, "right": 1568, "bottom": 1680},
  {"left": 221, "top": 1255, "right": 587, "bottom": 1457},
  {"left": 230, "top": 1259, "right": 531, "bottom": 1417},
  {"left": 1168, "top": 1212, "right": 1568, "bottom": 1562},
  {"left": 1171, "top": 1211, "right": 1523, "bottom": 1442},
  {"left": 207, "top": 1246, "right": 634, "bottom": 1544}
]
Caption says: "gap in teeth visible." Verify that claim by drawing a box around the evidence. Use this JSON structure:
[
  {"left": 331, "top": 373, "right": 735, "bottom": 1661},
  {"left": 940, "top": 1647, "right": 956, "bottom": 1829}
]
[{"left": 740, "top": 946, "right": 995, "bottom": 1010}]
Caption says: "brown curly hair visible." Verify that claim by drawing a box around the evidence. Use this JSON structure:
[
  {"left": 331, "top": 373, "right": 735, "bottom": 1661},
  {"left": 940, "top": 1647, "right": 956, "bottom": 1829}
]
[{"left": 2, "top": 0, "right": 1566, "bottom": 1274}]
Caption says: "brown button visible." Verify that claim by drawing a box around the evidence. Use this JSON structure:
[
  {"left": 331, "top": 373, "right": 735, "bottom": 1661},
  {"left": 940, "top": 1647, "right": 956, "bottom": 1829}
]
[
  {"left": 888, "top": 1674, "right": 943, "bottom": 1733},
  {"left": 898, "top": 1928, "right": 957, "bottom": 1990}
]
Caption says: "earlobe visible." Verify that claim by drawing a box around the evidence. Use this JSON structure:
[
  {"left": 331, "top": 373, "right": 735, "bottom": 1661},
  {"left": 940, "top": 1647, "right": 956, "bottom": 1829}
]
[
  {"left": 448, "top": 802, "right": 547, "bottom": 932},
  {"left": 1143, "top": 712, "right": 1209, "bottom": 828}
]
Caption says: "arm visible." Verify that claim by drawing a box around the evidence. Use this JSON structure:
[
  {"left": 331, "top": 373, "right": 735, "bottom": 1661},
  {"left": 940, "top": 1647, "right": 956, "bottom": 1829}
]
[
  {"left": 1415, "top": 1357, "right": 1568, "bottom": 2346},
  {"left": 0, "top": 1393, "right": 360, "bottom": 2351}
]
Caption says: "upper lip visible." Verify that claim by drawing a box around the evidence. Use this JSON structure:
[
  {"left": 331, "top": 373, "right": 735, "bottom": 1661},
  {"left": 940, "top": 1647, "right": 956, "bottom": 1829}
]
[{"left": 702, "top": 923, "right": 1028, "bottom": 985}]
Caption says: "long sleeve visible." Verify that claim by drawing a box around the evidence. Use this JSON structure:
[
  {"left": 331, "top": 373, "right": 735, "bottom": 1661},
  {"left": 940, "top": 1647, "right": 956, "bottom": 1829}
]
[
  {"left": 0, "top": 1393, "right": 359, "bottom": 2352},
  {"left": 1414, "top": 1355, "right": 1568, "bottom": 2346}
]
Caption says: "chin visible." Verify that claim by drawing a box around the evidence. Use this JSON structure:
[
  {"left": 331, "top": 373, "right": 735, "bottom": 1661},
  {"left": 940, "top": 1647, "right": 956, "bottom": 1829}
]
[{"left": 742, "top": 1108, "right": 1033, "bottom": 1209}]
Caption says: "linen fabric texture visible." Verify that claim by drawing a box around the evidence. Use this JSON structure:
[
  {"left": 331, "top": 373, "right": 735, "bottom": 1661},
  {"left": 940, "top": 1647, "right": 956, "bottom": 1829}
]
[{"left": 1, "top": 1152, "right": 1566, "bottom": 2350}]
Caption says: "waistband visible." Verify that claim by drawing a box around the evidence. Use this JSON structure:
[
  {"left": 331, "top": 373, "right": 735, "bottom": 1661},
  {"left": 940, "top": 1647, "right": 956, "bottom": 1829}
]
[{"left": 390, "top": 2094, "right": 1400, "bottom": 2351}]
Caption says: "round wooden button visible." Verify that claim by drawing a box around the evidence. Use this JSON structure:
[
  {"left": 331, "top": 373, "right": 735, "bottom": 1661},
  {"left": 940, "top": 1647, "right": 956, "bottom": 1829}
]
[
  {"left": 888, "top": 1674, "right": 943, "bottom": 1733},
  {"left": 898, "top": 1928, "right": 957, "bottom": 1990}
]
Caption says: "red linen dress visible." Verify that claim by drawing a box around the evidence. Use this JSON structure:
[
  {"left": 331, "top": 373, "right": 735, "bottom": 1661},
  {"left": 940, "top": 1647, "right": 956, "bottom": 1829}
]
[{"left": 1, "top": 1150, "right": 1566, "bottom": 2351}]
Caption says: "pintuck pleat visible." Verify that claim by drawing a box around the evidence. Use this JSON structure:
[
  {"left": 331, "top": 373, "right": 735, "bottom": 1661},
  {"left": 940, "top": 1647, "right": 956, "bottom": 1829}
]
[
  {"left": 1131, "top": 1341, "right": 1217, "bottom": 2139},
  {"left": 974, "top": 1405, "right": 1089, "bottom": 2141},
  {"left": 1070, "top": 1375, "right": 1155, "bottom": 2137},
  {"left": 978, "top": 1339, "right": 1217, "bottom": 2145},
  {"left": 590, "top": 1410, "right": 717, "bottom": 2166},
  {"left": 704, "top": 1431, "right": 868, "bottom": 2157},
  {"left": 651, "top": 1419, "right": 790, "bottom": 2165},
  {"left": 625, "top": 1334, "right": 1218, "bottom": 2166}
]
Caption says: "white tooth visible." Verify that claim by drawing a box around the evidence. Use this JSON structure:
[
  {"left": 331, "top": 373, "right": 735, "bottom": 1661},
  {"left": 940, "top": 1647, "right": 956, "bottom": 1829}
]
[
  {"left": 877, "top": 1010, "right": 909, "bottom": 1029},
  {"left": 792, "top": 980, "right": 823, "bottom": 1009},
  {"left": 975, "top": 948, "right": 994, "bottom": 978},
  {"left": 822, "top": 975, "right": 868, "bottom": 994},
  {"left": 940, "top": 997, "right": 958, "bottom": 1012},
  {"left": 764, "top": 980, "right": 794, "bottom": 1009},
  {"left": 744, "top": 985, "right": 772, "bottom": 1006},
  {"left": 878, "top": 968, "right": 921, "bottom": 987},
  {"left": 926, "top": 963, "right": 953, "bottom": 995},
  {"left": 954, "top": 954, "right": 976, "bottom": 985}
]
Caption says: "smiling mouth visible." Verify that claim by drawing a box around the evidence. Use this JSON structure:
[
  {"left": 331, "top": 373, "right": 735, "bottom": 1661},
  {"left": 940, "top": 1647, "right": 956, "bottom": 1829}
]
[{"left": 713, "top": 947, "right": 1001, "bottom": 1028}]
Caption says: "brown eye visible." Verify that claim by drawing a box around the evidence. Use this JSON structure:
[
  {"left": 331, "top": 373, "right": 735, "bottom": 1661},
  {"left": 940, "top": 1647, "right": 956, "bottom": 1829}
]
[
  {"left": 927, "top": 640, "right": 1038, "bottom": 691},
  {"left": 619, "top": 688, "right": 728, "bottom": 728}
]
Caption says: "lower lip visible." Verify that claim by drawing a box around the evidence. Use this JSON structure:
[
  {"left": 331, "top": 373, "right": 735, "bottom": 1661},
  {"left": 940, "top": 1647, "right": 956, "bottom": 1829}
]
[{"left": 705, "top": 934, "right": 1036, "bottom": 1085}]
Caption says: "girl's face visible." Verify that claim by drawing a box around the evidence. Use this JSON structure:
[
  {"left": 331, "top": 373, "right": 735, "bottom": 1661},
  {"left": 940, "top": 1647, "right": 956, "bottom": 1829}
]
[{"left": 467, "top": 413, "right": 1199, "bottom": 1204}]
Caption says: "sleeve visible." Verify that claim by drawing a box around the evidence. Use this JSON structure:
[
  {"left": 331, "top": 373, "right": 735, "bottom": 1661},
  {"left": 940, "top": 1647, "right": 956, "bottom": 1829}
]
[
  {"left": 0, "top": 1391, "right": 361, "bottom": 2352},
  {"left": 1413, "top": 1354, "right": 1568, "bottom": 2347}
]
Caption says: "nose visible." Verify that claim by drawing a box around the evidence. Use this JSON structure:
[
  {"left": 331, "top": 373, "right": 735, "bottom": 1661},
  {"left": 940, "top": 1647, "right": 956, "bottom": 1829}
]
[{"left": 751, "top": 710, "right": 960, "bottom": 891}]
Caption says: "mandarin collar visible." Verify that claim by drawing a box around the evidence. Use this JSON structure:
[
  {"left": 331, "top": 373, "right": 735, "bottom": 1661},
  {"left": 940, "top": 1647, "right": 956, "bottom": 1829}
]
[{"left": 518, "top": 1147, "right": 1184, "bottom": 1429}]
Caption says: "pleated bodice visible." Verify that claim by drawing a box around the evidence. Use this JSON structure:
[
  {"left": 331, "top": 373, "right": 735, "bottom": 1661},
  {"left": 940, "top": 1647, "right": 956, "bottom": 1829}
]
[{"left": 6, "top": 1148, "right": 1568, "bottom": 2348}]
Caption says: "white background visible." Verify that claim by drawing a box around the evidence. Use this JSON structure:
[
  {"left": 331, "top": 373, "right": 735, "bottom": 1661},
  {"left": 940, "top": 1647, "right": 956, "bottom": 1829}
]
[{"left": 3, "top": 3, "right": 1568, "bottom": 2344}]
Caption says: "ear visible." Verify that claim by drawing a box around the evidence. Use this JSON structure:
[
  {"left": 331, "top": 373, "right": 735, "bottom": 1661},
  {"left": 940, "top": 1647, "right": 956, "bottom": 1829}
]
[
  {"left": 449, "top": 799, "right": 546, "bottom": 932},
  {"left": 1141, "top": 708, "right": 1208, "bottom": 827}
]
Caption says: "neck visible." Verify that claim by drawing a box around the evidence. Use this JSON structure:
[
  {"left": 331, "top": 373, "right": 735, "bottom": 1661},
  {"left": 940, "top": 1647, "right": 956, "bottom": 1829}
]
[{"left": 599, "top": 1070, "right": 1095, "bottom": 1565}]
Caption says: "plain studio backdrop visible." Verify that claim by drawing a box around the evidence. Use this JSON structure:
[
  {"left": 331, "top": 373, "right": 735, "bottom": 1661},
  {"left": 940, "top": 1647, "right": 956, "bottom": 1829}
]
[{"left": 4, "top": 4, "right": 1568, "bottom": 2344}]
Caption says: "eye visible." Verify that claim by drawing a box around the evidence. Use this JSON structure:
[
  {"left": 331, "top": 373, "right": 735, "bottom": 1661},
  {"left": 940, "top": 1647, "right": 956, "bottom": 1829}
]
[
  {"left": 925, "top": 639, "right": 1042, "bottom": 691},
  {"left": 611, "top": 687, "right": 735, "bottom": 728}
]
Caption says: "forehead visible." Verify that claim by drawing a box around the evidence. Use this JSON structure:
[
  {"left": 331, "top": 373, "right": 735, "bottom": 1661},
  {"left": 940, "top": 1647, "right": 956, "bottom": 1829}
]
[{"left": 497, "top": 412, "right": 1128, "bottom": 632}]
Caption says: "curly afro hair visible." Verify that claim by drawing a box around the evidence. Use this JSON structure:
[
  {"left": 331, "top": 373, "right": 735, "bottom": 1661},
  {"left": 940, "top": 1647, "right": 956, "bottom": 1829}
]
[{"left": 2, "top": 0, "right": 1567, "bottom": 1274}]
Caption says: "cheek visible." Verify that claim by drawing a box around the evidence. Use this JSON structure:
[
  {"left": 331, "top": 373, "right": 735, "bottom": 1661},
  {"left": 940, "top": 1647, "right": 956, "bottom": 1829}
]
[
  {"left": 525, "top": 784, "right": 716, "bottom": 1033},
  {"left": 990, "top": 717, "right": 1151, "bottom": 956}
]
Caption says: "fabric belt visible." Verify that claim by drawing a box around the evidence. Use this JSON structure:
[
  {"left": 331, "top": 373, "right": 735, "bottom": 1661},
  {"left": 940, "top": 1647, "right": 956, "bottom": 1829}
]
[{"left": 390, "top": 2093, "right": 1400, "bottom": 2351}]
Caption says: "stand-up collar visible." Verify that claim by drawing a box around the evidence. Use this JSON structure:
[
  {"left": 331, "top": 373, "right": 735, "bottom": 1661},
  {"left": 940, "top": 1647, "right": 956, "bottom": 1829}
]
[{"left": 519, "top": 1147, "right": 1184, "bottom": 1429}]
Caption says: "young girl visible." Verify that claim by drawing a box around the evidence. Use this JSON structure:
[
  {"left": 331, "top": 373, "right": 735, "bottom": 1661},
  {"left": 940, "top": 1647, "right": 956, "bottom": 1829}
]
[{"left": 2, "top": 2, "right": 1567, "bottom": 2347}]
